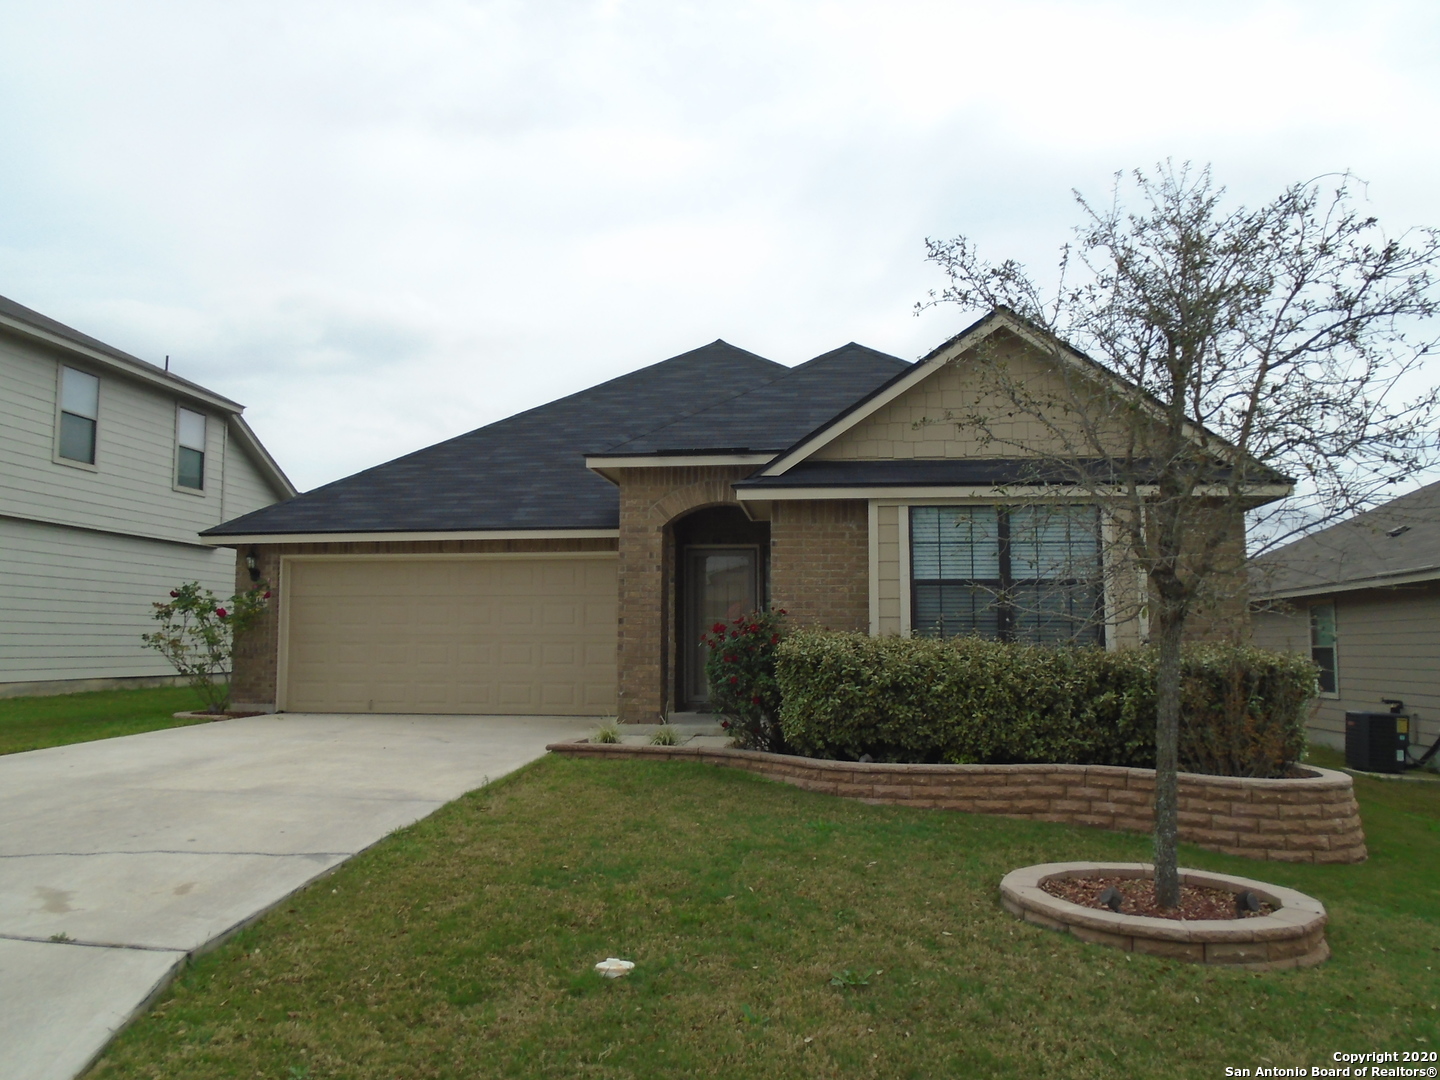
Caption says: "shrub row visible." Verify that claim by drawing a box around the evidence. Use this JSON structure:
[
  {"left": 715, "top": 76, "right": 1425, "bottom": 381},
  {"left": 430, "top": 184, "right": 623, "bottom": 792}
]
[{"left": 774, "top": 631, "right": 1315, "bottom": 778}]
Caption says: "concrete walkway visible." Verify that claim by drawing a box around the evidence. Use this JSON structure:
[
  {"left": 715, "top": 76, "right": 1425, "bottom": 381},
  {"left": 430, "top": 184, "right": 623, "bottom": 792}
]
[{"left": 0, "top": 712, "right": 596, "bottom": 1080}]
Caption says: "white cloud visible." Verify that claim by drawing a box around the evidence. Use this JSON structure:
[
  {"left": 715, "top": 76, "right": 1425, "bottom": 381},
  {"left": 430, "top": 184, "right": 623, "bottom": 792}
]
[{"left": 0, "top": 0, "right": 1436, "bottom": 490}]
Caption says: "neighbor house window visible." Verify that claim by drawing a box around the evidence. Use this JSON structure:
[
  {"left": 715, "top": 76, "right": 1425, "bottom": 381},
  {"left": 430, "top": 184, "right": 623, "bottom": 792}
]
[
  {"left": 911, "top": 505, "right": 1104, "bottom": 644},
  {"left": 57, "top": 366, "right": 100, "bottom": 464},
  {"left": 176, "top": 407, "right": 207, "bottom": 490},
  {"left": 1309, "top": 601, "right": 1338, "bottom": 694}
]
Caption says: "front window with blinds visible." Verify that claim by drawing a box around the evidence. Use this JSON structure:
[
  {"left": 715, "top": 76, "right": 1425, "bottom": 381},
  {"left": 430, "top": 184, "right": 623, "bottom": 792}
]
[{"left": 911, "top": 505, "right": 1104, "bottom": 644}]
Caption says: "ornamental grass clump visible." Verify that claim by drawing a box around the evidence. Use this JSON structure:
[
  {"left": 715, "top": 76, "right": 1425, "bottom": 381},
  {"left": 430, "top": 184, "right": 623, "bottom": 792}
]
[
  {"left": 702, "top": 608, "right": 787, "bottom": 752},
  {"left": 141, "top": 581, "right": 270, "bottom": 713},
  {"left": 775, "top": 630, "right": 1313, "bottom": 778}
]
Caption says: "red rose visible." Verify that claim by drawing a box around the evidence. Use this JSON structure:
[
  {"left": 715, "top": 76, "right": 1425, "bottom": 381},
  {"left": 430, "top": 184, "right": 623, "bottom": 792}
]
[
  {"left": 752, "top": 695, "right": 761, "bottom": 704},
  {"left": 728, "top": 675, "right": 738, "bottom": 684},
  {"left": 169, "top": 590, "right": 178, "bottom": 598},
  {"left": 712, "top": 622, "right": 726, "bottom": 634},
  {"left": 263, "top": 591, "right": 272, "bottom": 599},
  {"left": 215, "top": 608, "right": 228, "bottom": 618},
  {"left": 770, "top": 634, "right": 780, "bottom": 644}
]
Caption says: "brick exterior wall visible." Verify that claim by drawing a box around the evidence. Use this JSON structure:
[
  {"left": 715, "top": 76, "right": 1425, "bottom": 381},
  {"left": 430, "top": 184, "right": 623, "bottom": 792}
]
[
  {"left": 614, "top": 465, "right": 756, "bottom": 723},
  {"left": 549, "top": 742, "right": 1368, "bottom": 864},
  {"left": 228, "top": 536, "right": 617, "bottom": 710},
  {"left": 770, "top": 499, "right": 869, "bottom": 632}
]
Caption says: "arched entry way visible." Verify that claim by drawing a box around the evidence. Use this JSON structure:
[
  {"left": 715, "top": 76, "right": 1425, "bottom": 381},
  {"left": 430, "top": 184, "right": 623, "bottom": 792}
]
[{"left": 671, "top": 505, "right": 770, "bottom": 710}]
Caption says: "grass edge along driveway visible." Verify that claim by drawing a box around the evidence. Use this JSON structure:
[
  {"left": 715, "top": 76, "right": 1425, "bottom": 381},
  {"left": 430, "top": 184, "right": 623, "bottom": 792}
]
[
  {"left": 0, "top": 687, "right": 208, "bottom": 756},
  {"left": 89, "top": 754, "right": 1440, "bottom": 1080}
]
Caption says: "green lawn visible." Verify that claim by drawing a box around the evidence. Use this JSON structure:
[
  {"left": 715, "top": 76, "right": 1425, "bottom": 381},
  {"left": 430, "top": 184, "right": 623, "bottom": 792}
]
[
  {"left": 89, "top": 754, "right": 1439, "bottom": 1079},
  {"left": 0, "top": 686, "right": 210, "bottom": 756}
]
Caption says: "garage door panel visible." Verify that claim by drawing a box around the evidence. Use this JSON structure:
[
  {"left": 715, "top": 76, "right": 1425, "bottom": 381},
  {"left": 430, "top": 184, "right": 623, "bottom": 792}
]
[{"left": 284, "top": 557, "right": 617, "bottom": 715}]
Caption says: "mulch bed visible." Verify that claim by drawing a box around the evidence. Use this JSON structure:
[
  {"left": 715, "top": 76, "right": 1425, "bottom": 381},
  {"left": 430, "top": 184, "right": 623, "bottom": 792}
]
[{"left": 1040, "top": 875, "right": 1275, "bottom": 920}]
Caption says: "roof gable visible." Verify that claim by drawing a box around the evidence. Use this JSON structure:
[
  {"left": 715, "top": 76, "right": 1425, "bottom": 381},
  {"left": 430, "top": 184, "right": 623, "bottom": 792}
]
[{"left": 758, "top": 308, "right": 1227, "bottom": 477}]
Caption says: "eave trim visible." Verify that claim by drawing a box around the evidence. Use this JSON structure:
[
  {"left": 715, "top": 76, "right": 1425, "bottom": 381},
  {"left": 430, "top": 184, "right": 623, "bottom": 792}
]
[{"left": 203, "top": 528, "right": 620, "bottom": 546}]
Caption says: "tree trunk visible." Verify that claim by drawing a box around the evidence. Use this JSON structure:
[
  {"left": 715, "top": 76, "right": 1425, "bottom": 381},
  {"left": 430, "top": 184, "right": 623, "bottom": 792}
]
[{"left": 1153, "top": 604, "right": 1184, "bottom": 909}]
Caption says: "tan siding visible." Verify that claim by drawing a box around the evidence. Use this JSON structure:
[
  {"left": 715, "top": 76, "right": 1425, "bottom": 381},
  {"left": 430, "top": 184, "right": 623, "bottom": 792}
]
[
  {"left": 0, "top": 516, "right": 238, "bottom": 684},
  {"left": 874, "top": 502, "right": 903, "bottom": 635},
  {"left": 0, "top": 332, "right": 270, "bottom": 545},
  {"left": 1253, "top": 585, "right": 1440, "bottom": 753},
  {"left": 814, "top": 332, "right": 1129, "bottom": 462}
]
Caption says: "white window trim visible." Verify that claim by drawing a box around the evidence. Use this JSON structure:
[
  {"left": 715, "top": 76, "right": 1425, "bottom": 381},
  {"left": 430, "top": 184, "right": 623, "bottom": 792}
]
[
  {"left": 1310, "top": 599, "right": 1340, "bottom": 699},
  {"left": 896, "top": 499, "right": 1109, "bottom": 644},
  {"left": 52, "top": 363, "right": 100, "bottom": 471},
  {"left": 173, "top": 405, "right": 208, "bottom": 496}
]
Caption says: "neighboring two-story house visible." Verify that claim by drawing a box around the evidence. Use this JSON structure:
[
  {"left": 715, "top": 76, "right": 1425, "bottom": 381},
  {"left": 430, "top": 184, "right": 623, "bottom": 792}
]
[
  {"left": 0, "top": 294, "right": 295, "bottom": 697},
  {"left": 206, "top": 308, "right": 1275, "bottom": 721}
]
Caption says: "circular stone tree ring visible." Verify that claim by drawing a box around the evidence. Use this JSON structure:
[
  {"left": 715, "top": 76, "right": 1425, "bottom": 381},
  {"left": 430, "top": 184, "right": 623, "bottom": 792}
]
[{"left": 999, "top": 862, "right": 1329, "bottom": 970}]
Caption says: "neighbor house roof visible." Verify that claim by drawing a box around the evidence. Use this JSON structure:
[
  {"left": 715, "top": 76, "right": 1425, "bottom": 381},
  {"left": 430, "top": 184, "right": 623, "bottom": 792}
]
[
  {"left": 1250, "top": 480, "right": 1440, "bottom": 599},
  {"left": 0, "top": 292, "right": 296, "bottom": 499},
  {"left": 204, "top": 340, "right": 815, "bottom": 540}
]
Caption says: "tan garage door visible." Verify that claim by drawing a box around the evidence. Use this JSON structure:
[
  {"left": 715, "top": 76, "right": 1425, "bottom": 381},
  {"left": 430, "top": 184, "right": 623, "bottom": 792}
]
[{"left": 282, "top": 556, "right": 617, "bottom": 715}]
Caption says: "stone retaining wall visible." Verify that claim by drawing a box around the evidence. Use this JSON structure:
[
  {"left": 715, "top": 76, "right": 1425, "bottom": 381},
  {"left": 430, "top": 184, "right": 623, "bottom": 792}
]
[{"left": 548, "top": 741, "right": 1367, "bottom": 864}]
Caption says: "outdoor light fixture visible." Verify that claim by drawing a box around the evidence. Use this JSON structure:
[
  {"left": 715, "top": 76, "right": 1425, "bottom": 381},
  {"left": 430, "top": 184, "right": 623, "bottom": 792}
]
[
  {"left": 1236, "top": 891, "right": 1262, "bottom": 916},
  {"left": 1099, "top": 886, "right": 1124, "bottom": 912},
  {"left": 246, "top": 548, "right": 260, "bottom": 582}
]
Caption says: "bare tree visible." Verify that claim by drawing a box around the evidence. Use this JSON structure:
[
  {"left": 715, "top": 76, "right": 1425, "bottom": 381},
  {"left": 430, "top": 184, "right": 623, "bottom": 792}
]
[{"left": 919, "top": 164, "right": 1439, "bottom": 906}]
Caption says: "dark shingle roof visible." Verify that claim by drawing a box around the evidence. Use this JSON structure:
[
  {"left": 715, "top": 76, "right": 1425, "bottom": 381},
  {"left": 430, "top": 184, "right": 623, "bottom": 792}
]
[
  {"left": 598, "top": 343, "right": 910, "bottom": 455},
  {"left": 204, "top": 340, "right": 789, "bottom": 536},
  {"left": 1250, "top": 480, "right": 1440, "bottom": 597}
]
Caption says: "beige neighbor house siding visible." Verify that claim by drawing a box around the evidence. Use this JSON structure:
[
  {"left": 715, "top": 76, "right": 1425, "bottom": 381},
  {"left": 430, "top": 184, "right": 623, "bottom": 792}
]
[
  {"left": 1252, "top": 584, "right": 1440, "bottom": 755},
  {"left": 0, "top": 516, "right": 238, "bottom": 689},
  {"left": 231, "top": 537, "right": 618, "bottom": 712},
  {"left": 0, "top": 324, "right": 289, "bottom": 693}
]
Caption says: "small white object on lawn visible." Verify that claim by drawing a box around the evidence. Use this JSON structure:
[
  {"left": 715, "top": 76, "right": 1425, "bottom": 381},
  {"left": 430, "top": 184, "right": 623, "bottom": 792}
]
[{"left": 595, "top": 958, "right": 635, "bottom": 979}]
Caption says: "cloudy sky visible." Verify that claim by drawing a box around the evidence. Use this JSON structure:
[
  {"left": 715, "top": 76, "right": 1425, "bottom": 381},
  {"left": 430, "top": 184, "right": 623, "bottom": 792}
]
[{"left": 3, "top": 0, "right": 1437, "bottom": 492}]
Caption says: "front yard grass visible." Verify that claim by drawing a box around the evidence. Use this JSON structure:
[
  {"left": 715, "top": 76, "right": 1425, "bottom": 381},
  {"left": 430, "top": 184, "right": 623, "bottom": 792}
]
[
  {"left": 91, "top": 755, "right": 1439, "bottom": 1080},
  {"left": 0, "top": 686, "right": 208, "bottom": 756}
]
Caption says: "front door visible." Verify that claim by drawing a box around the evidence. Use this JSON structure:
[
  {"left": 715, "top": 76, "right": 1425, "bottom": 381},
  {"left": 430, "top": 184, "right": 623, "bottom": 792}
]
[{"left": 684, "top": 546, "right": 759, "bottom": 706}]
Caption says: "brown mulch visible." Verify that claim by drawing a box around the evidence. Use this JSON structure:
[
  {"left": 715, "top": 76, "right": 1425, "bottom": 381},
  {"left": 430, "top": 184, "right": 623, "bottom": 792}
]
[{"left": 1040, "top": 875, "right": 1275, "bottom": 921}]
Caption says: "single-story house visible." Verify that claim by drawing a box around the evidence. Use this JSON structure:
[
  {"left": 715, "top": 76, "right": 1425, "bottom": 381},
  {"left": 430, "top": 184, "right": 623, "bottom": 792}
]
[
  {"left": 1251, "top": 479, "right": 1440, "bottom": 757},
  {"left": 0, "top": 293, "right": 294, "bottom": 697},
  {"left": 205, "top": 309, "right": 1266, "bottom": 721}
]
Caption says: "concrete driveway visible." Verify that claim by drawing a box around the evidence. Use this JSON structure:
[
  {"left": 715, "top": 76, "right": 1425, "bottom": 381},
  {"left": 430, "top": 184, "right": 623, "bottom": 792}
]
[{"left": 0, "top": 712, "right": 596, "bottom": 1080}]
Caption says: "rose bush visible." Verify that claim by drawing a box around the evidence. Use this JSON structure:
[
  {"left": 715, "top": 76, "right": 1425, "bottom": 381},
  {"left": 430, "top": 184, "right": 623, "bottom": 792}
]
[
  {"left": 701, "top": 608, "right": 788, "bottom": 752},
  {"left": 142, "top": 581, "right": 270, "bottom": 712}
]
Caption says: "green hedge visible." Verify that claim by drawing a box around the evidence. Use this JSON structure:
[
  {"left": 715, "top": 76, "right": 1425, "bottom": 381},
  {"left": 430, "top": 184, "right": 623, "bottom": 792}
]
[{"left": 774, "top": 631, "right": 1316, "bottom": 778}]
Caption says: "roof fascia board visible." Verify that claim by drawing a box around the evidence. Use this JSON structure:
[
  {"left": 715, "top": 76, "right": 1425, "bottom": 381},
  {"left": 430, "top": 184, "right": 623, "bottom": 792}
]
[
  {"left": 203, "top": 528, "right": 620, "bottom": 546},
  {"left": 1256, "top": 564, "right": 1440, "bottom": 601},
  {"left": 586, "top": 453, "right": 776, "bottom": 469},
  {"left": 227, "top": 416, "right": 298, "bottom": 499},
  {"left": 0, "top": 312, "right": 245, "bottom": 413},
  {"left": 735, "top": 482, "right": 1291, "bottom": 502}
]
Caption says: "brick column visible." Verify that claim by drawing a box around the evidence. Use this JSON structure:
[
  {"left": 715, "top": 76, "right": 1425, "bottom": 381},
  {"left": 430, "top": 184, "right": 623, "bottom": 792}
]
[{"left": 615, "top": 465, "right": 754, "bottom": 723}]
